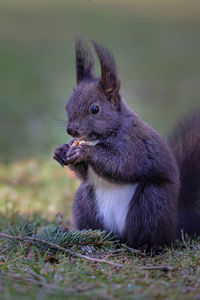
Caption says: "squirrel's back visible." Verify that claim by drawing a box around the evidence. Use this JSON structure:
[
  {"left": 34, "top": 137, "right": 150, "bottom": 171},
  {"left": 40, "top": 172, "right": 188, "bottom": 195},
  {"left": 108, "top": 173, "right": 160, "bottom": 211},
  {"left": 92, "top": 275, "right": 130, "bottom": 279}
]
[{"left": 169, "top": 110, "right": 200, "bottom": 237}]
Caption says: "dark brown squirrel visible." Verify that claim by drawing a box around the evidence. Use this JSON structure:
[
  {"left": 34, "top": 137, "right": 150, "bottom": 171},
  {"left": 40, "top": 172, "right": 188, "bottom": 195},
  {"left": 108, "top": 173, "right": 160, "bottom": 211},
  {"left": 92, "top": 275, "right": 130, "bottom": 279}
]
[{"left": 53, "top": 38, "right": 200, "bottom": 251}]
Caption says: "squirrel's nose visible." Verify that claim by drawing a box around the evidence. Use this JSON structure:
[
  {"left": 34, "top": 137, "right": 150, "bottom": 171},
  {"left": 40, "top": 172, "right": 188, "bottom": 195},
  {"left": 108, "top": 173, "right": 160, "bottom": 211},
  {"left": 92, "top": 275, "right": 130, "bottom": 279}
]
[{"left": 67, "top": 126, "right": 79, "bottom": 137}]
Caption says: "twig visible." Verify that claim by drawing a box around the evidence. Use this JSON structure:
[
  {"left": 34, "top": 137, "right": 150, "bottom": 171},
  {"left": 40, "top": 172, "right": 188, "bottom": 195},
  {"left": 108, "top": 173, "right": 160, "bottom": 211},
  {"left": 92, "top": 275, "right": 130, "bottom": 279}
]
[
  {"left": 0, "top": 247, "right": 9, "bottom": 255},
  {"left": 0, "top": 232, "right": 123, "bottom": 268},
  {"left": 141, "top": 265, "right": 175, "bottom": 272},
  {"left": 108, "top": 249, "right": 126, "bottom": 254},
  {"left": 122, "top": 244, "right": 147, "bottom": 256}
]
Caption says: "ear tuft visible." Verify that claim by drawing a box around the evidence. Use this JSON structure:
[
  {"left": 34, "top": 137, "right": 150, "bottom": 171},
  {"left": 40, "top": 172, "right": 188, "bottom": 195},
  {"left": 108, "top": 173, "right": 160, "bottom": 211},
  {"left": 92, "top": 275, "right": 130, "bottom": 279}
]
[
  {"left": 92, "top": 41, "right": 120, "bottom": 107},
  {"left": 76, "top": 36, "right": 94, "bottom": 84}
]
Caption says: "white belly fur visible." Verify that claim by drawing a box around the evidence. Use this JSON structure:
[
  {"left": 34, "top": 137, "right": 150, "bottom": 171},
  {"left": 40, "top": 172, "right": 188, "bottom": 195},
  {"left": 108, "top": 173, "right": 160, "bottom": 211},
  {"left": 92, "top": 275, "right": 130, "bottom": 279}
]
[{"left": 88, "top": 167, "right": 138, "bottom": 235}]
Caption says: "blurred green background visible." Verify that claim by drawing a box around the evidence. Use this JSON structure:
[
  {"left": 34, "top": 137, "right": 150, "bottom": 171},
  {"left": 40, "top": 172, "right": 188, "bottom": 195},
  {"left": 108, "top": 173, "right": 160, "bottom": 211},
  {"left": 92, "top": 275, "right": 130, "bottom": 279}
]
[{"left": 0, "top": 0, "right": 200, "bottom": 162}]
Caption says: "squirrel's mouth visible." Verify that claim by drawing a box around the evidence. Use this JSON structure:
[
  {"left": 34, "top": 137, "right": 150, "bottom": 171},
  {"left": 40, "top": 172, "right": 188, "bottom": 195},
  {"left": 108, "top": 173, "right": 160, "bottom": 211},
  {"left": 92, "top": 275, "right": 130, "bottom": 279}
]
[
  {"left": 78, "top": 132, "right": 100, "bottom": 142},
  {"left": 72, "top": 132, "right": 100, "bottom": 146},
  {"left": 72, "top": 138, "right": 99, "bottom": 147},
  {"left": 71, "top": 132, "right": 101, "bottom": 146}
]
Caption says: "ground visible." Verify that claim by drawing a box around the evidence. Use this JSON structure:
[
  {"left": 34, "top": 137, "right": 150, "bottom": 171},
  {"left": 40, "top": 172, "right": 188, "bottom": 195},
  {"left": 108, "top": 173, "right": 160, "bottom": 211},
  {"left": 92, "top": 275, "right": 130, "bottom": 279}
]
[{"left": 0, "top": 160, "right": 199, "bottom": 299}]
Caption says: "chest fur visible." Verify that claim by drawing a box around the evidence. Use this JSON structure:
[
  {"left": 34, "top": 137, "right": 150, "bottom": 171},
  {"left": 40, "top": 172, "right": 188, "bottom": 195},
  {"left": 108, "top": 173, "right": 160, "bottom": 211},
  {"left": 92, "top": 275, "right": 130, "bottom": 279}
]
[{"left": 88, "top": 167, "right": 137, "bottom": 235}]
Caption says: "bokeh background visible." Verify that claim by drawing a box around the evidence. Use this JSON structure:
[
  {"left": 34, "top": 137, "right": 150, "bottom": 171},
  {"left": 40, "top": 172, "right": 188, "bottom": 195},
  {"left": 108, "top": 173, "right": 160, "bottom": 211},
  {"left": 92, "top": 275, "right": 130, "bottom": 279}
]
[
  {"left": 0, "top": 0, "right": 200, "bottom": 218},
  {"left": 1, "top": 0, "right": 200, "bottom": 162}
]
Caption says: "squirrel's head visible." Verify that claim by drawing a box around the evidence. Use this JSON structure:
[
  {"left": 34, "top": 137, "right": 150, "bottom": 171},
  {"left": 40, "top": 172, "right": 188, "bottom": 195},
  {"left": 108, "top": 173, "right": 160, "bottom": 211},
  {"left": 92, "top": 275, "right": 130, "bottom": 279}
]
[{"left": 66, "top": 38, "right": 121, "bottom": 142}]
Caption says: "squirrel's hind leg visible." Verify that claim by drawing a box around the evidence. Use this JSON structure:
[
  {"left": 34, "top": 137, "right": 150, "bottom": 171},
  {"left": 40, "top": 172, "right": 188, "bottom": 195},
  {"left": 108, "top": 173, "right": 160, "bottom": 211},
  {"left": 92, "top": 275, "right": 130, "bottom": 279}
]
[{"left": 123, "top": 181, "right": 178, "bottom": 250}]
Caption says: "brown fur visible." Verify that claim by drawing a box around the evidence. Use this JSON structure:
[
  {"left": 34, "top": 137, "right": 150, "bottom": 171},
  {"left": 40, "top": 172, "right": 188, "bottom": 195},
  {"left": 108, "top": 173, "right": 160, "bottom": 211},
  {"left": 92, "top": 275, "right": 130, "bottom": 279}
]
[
  {"left": 54, "top": 38, "right": 199, "bottom": 251},
  {"left": 169, "top": 111, "right": 200, "bottom": 237}
]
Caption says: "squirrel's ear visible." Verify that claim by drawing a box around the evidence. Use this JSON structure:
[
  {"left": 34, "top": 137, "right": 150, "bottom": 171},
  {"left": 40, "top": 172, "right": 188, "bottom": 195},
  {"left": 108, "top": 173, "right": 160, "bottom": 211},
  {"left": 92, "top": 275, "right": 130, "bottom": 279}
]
[
  {"left": 92, "top": 41, "right": 120, "bottom": 108},
  {"left": 76, "top": 37, "right": 94, "bottom": 85}
]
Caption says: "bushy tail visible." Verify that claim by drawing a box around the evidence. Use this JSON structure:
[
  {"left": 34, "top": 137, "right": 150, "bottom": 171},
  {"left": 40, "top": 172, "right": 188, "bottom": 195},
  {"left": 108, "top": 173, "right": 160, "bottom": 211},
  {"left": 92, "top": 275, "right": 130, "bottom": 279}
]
[{"left": 169, "top": 110, "right": 200, "bottom": 238}]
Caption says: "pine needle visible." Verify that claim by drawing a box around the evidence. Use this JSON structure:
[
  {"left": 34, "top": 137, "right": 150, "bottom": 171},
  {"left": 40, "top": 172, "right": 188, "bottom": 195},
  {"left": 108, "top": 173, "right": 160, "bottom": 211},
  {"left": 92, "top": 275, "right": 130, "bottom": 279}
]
[{"left": 0, "top": 232, "right": 123, "bottom": 268}]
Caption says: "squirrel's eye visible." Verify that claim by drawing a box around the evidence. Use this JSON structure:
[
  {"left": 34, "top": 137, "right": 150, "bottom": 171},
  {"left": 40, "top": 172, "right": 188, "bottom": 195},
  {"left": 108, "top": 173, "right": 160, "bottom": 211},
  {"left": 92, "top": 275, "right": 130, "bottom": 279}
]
[{"left": 90, "top": 105, "right": 99, "bottom": 114}]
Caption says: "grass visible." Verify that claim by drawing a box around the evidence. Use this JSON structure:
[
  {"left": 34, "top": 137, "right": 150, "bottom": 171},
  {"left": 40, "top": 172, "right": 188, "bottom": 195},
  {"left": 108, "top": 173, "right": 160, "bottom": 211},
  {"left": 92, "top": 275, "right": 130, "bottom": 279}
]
[{"left": 0, "top": 160, "right": 200, "bottom": 299}]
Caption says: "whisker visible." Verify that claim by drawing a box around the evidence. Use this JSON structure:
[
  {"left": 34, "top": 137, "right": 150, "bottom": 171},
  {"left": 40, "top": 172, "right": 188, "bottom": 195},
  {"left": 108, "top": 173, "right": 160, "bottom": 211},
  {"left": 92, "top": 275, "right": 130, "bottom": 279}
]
[
  {"left": 44, "top": 113, "right": 66, "bottom": 128},
  {"left": 58, "top": 102, "right": 67, "bottom": 110}
]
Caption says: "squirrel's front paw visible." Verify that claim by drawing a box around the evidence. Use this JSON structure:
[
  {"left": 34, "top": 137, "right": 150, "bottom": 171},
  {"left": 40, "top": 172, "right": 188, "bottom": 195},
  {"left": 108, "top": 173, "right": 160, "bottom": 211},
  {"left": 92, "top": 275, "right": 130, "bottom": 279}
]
[
  {"left": 53, "top": 144, "right": 70, "bottom": 167},
  {"left": 66, "top": 145, "right": 88, "bottom": 165}
]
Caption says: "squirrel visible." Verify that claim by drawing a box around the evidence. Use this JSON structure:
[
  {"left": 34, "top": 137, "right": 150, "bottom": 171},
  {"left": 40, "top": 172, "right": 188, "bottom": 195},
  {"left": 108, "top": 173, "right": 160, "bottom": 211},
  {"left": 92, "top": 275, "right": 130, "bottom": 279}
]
[{"left": 53, "top": 38, "right": 200, "bottom": 252}]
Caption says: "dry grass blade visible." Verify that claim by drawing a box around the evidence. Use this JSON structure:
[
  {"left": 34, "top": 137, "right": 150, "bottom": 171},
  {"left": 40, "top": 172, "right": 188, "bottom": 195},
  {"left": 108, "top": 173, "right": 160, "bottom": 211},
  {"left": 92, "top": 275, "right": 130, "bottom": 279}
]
[{"left": 141, "top": 265, "right": 175, "bottom": 271}]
